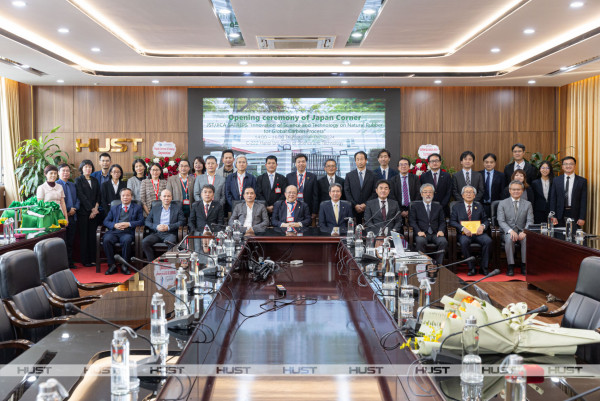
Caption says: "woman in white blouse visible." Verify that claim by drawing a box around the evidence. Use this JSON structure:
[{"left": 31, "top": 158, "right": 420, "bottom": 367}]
[
  {"left": 531, "top": 160, "right": 554, "bottom": 224},
  {"left": 127, "top": 158, "right": 147, "bottom": 201},
  {"left": 36, "top": 165, "right": 68, "bottom": 225}
]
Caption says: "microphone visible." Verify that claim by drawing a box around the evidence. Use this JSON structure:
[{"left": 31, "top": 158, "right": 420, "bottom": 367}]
[
  {"left": 407, "top": 256, "right": 475, "bottom": 279},
  {"left": 165, "top": 241, "right": 221, "bottom": 276},
  {"left": 361, "top": 203, "right": 387, "bottom": 228},
  {"left": 564, "top": 385, "right": 600, "bottom": 401}
]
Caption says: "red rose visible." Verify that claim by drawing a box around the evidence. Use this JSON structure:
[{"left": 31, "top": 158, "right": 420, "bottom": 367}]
[
  {"left": 442, "top": 169, "right": 447, "bottom": 172},
  {"left": 159, "top": 160, "right": 165, "bottom": 167},
  {"left": 164, "top": 157, "right": 169, "bottom": 162},
  {"left": 144, "top": 158, "right": 150, "bottom": 163},
  {"left": 175, "top": 158, "right": 181, "bottom": 163},
  {"left": 416, "top": 158, "right": 422, "bottom": 163}
]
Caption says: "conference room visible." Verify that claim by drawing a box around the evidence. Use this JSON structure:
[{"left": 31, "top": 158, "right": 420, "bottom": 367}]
[{"left": 1, "top": 0, "right": 600, "bottom": 400}]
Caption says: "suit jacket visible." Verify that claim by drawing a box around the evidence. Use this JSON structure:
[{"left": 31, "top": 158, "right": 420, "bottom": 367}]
[
  {"left": 549, "top": 174, "right": 588, "bottom": 220},
  {"left": 193, "top": 174, "right": 226, "bottom": 207},
  {"left": 501, "top": 186, "right": 534, "bottom": 205},
  {"left": 373, "top": 167, "right": 398, "bottom": 181},
  {"left": 452, "top": 170, "right": 485, "bottom": 202},
  {"left": 343, "top": 169, "right": 377, "bottom": 208},
  {"left": 166, "top": 175, "right": 196, "bottom": 204},
  {"left": 318, "top": 200, "right": 353, "bottom": 232},
  {"left": 74, "top": 175, "right": 101, "bottom": 215},
  {"left": 497, "top": 197, "right": 534, "bottom": 235},
  {"left": 286, "top": 171, "right": 319, "bottom": 214},
  {"left": 145, "top": 202, "right": 186, "bottom": 235},
  {"left": 57, "top": 179, "right": 80, "bottom": 220},
  {"left": 409, "top": 201, "right": 446, "bottom": 234},
  {"left": 479, "top": 169, "right": 505, "bottom": 203},
  {"left": 504, "top": 161, "right": 538, "bottom": 187},
  {"left": 450, "top": 201, "right": 491, "bottom": 236},
  {"left": 389, "top": 173, "right": 421, "bottom": 206},
  {"left": 229, "top": 201, "right": 269, "bottom": 232},
  {"left": 225, "top": 173, "right": 257, "bottom": 207},
  {"left": 103, "top": 202, "right": 144, "bottom": 233},
  {"left": 272, "top": 200, "right": 311, "bottom": 227},
  {"left": 364, "top": 198, "right": 402, "bottom": 233},
  {"left": 419, "top": 170, "right": 452, "bottom": 209},
  {"left": 189, "top": 201, "right": 224, "bottom": 233},
  {"left": 531, "top": 179, "right": 552, "bottom": 214},
  {"left": 100, "top": 180, "right": 127, "bottom": 213},
  {"left": 256, "top": 172, "right": 287, "bottom": 207},
  {"left": 317, "top": 175, "right": 345, "bottom": 204}
]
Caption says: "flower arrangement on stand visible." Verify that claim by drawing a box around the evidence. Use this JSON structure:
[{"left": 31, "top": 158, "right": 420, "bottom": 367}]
[
  {"left": 141, "top": 155, "right": 186, "bottom": 178},
  {"left": 402, "top": 155, "right": 456, "bottom": 176}
]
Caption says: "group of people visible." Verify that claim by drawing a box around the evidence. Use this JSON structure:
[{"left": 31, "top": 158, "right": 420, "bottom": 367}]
[{"left": 34, "top": 143, "right": 587, "bottom": 276}]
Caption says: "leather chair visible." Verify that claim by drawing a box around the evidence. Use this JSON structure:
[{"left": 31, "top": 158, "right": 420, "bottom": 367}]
[
  {"left": 0, "top": 250, "right": 69, "bottom": 342},
  {"left": 406, "top": 201, "right": 448, "bottom": 264},
  {"left": 0, "top": 301, "right": 33, "bottom": 364},
  {"left": 489, "top": 200, "right": 503, "bottom": 268},
  {"left": 137, "top": 200, "right": 188, "bottom": 261},
  {"left": 34, "top": 238, "right": 120, "bottom": 312}
]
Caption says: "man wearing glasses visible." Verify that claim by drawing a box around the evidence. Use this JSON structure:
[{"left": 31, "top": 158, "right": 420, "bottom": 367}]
[
  {"left": 550, "top": 156, "right": 587, "bottom": 227},
  {"left": 419, "top": 153, "right": 452, "bottom": 216}
]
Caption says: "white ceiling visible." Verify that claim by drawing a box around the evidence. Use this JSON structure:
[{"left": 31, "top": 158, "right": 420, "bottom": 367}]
[{"left": 0, "top": 0, "right": 599, "bottom": 86}]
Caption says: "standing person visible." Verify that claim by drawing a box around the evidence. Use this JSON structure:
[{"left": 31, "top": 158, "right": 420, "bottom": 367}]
[
  {"left": 91, "top": 152, "right": 111, "bottom": 218},
  {"left": 389, "top": 157, "right": 420, "bottom": 219},
  {"left": 452, "top": 150, "right": 485, "bottom": 203},
  {"left": 531, "top": 161, "right": 554, "bottom": 224},
  {"left": 286, "top": 153, "right": 319, "bottom": 220},
  {"left": 194, "top": 155, "right": 226, "bottom": 208},
  {"left": 408, "top": 183, "right": 448, "bottom": 265},
  {"left": 255, "top": 155, "right": 287, "bottom": 214},
  {"left": 140, "top": 163, "right": 167, "bottom": 216},
  {"left": 504, "top": 143, "right": 538, "bottom": 185},
  {"left": 317, "top": 159, "right": 345, "bottom": 204},
  {"left": 193, "top": 156, "right": 205, "bottom": 177},
  {"left": 364, "top": 179, "right": 403, "bottom": 235},
  {"left": 100, "top": 164, "right": 127, "bottom": 213},
  {"left": 374, "top": 149, "right": 398, "bottom": 180},
  {"left": 420, "top": 153, "right": 452, "bottom": 215},
  {"left": 479, "top": 153, "right": 506, "bottom": 217},
  {"left": 127, "top": 159, "right": 147, "bottom": 201},
  {"left": 501, "top": 169, "right": 534, "bottom": 203},
  {"left": 225, "top": 155, "right": 257, "bottom": 209},
  {"left": 318, "top": 183, "right": 352, "bottom": 235},
  {"left": 74, "top": 160, "right": 101, "bottom": 267},
  {"left": 216, "top": 149, "right": 236, "bottom": 178},
  {"left": 57, "top": 163, "right": 79, "bottom": 269},
  {"left": 344, "top": 151, "right": 377, "bottom": 223},
  {"left": 550, "top": 156, "right": 587, "bottom": 227},
  {"left": 166, "top": 159, "right": 195, "bottom": 218},
  {"left": 142, "top": 189, "right": 186, "bottom": 262},
  {"left": 229, "top": 187, "right": 269, "bottom": 234},
  {"left": 36, "top": 165, "right": 69, "bottom": 226}
]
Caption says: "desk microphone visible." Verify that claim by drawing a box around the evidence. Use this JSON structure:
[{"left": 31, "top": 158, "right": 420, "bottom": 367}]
[
  {"left": 165, "top": 240, "right": 222, "bottom": 276},
  {"left": 406, "top": 256, "right": 475, "bottom": 279},
  {"left": 564, "top": 384, "right": 600, "bottom": 401}
]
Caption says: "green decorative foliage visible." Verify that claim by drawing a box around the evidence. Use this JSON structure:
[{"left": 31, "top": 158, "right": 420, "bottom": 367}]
[{"left": 527, "top": 146, "right": 573, "bottom": 176}]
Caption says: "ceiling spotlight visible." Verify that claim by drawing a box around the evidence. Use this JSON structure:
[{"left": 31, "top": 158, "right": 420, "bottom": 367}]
[
  {"left": 523, "top": 28, "right": 535, "bottom": 34},
  {"left": 58, "top": 27, "right": 70, "bottom": 34},
  {"left": 229, "top": 32, "right": 240, "bottom": 38},
  {"left": 363, "top": 9, "right": 376, "bottom": 15},
  {"left": 570, "top": 1, "right": 584, "bottom": 8},
  {"left": 341, "top": 80, "right": 348, "bottom": 84},
  {"left": 12, "top": 1, "right": 26, "bottom": 7},
  {"left": 434, "top": 80, "right": 442, "bottom": 84},
  {"left": 56, "top": 79, "right": 64, "bottom": 83},
  {"left": 528, "top": 80, "right": 536, "bottom": 84},
  {"left": 560, "top": 66, "right": 569, "bottom": 71},
  {"left": 351, "top": 32, "right": 363, "bottom": 38},
  {"left": 246, "top": 80, "right": 254, "bottom": 84},
  {"left": 219, "top": 9, "right": 231, "bottom": 14},
  {"left": 243, "top": 72, "right": 251, "bottom": 75},
  {"left": 91, "top": 47, "right": 101, "bottom": 52},
  {"left": 152, "top": 80, "right": 159, "bottom": 84},
  {"left": 239, "top": 60, "right": 248, "bottom": 65},
  {"left": 490, "top": 47, "right": 501, "bottom": 53},
  {"left": 20, "top": 64, "right": 29, "bottom": 69},
  {"left": 342, "top": 60, "right": 351, "bottom": 65}
]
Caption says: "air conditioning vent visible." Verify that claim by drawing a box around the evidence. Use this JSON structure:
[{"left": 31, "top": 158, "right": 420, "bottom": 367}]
[{"left": 257, "top": 36, "right": 335, "bottom": 50}]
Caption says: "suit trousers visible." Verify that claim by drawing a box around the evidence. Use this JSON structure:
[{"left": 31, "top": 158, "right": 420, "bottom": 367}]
[
  {"left": 103, "top": 230, "right": 134, "bottom": 266},
  {"left": 503, "top": 234, "right": 526, "bottom": 265},
  {"left": 142, "top": 232, "right": 177, "bottom": 261},
  {"left": 77, "top": 213, "right": 99, "bottom": 264},
  {"left": 458, "top": 233, "right": 492, "bottom": 270},
  {"left": 64, "top": 215, "right": 77, "bottom": 267},
  {"left": 414, "top": 234, "right": 447, "bottom": 264}
]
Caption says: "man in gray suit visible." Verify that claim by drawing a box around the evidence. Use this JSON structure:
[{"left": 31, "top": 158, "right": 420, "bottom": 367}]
[
  {"left": 497, "top": 180, "right": 534, "bottom": 276},
  {"left": 229, "top": 187, "right": 269, "bottom": 234},
  {"left": 193, "top": 155, "right": 225, "bottom": 207},
  {"left": 452, "top": 151, "right": 485, "bottom": 202}
]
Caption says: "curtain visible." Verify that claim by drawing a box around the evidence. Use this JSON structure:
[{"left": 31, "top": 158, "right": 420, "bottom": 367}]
[
  {"left": 0, "top": 77, "right": 22, "bottom": 205},
  {"left": 566, "top": 75, "right": 600, "bottom": 234}
]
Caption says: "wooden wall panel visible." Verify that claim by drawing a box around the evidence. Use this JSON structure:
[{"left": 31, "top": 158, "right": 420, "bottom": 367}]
[
  {"left": 400, "top": 87, "right": 442, "bottom": 132},
  {"left": 514, "top": 87, "right": 556, "bottom": 132},
  {"left": 441, "top": 87, "right": 514, "bottom": 132},
  {"left": 34, "top": 86, "right": 74, "bottom": 133},
  {"left": 145, "top": 87, "right": 187, "bottom": 133},
  {"left": 399, "top": 132, "right": 443, "bottom": 159},
  {"left": 74, "top": 87, "right": 145, "bottom": 133},
  {"left": 70, "top": 132, "right": 148, "bottom": 173}
]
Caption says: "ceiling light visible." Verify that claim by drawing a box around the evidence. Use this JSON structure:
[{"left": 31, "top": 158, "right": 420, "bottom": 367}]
[
  {"left": 246, "top": 80, "right": 254, "bottom": 84},
  {"left": 243, "top": 72, "right": 251, "bottom": 75},
  {"left": 351, "top": 32, "right": 363, "bottom": 38},
  {"left": 57, "top": 27, "right": 69, "bottom": 34},
  {"left": 26, "top": 376, "right": 37, "bottom": 383},
  {"left": 434, "top": 80, "right": 442, "bottom": 84},
  {"left": 342, "top": 60, "right": 351, "bottom": 65},
  {"left": 152, "top": 80, "right": 159, "bottom": 84},
  {"left": 523, "top": 28, "right": 535, "bottom": 34},
  {"left": 219, "top": 9, "right": 231, "bottom": 14},
  {"left": 12, "top": 1, "right": 26, "bottom": 7},
  {"left": 21, "top": 64, "right": 29, "bottom": 69},
  {"left": 229, "top": 32, "right": 240, "bottom": 38},
  {"left": 570, "top": 1, "right": 584, "bottom": 8},
  {"left": 56, "top": 79, "right": 64, "bottom": 83},
  {"left": 560, "top": 66, "right": 569, "bottom": 71},
  {"left": 491, "top": 47, "right": 501, "bottom": 53},
  {"left": 239, "top": 60, "right": 248, "bottom": 65},
  {"left": 341, "top": 80, "right": 348, "bottom": 84},
  {"left": 91, "top": 47, "right": 101, "bottom": 52},
  {"left": 528, "top": 80, "right": 536, "bottom": 84},
  {"left": 363, "top": 9, "right": 376, "bottom": 15}
]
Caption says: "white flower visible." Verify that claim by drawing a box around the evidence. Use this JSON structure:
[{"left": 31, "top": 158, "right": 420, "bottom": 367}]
[
  {"left": 410, "top": 164, "right": 415, "bottom": 169},
  {"left": 163, "top": 168, "right": 168, "bottom": 174},
  {"left": 153, "top": 158, "right": 160, "bottom": 163},
  {"left": 169, "top": 161, "right": 175, "bottom": 166},
  {"left": 415, "top": 163, "right": 422, "bottom": 169},
  {"left": 416, "top": 170, "right": 424, "bottom": 176}
]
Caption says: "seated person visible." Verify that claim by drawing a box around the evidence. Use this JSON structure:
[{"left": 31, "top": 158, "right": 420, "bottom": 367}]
[
  {"left": 102, "top": 188, "right": 144, "bottom": 275},
  {"left": 318, "top": 183, "right": 352, "bottom": 235},
  {"left": 272, "top": 185, "right": 311, "bottom": 228},
  {"left": 189, "top": 184, "right": 224, "bottom": 234},
  {"left": 364, "top": 179, "right": 403, "bottom": 235},
  {"left": 450, "top": 185, "right": 492, "bottom": 276},
  {"left": 142, "top": 189, "right": 186, "bottom": 261},
  {"left": 229, "top": 187, "right": 269, "bottom": 234},
  {"left": 408, "top": 183, "right": 447, "bottom": 265},
  {"left": 497, "top": 180, "right": 534, "bottom": 276}
]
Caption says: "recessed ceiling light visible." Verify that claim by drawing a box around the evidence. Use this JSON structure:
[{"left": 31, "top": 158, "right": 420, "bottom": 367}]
[
  {"left": 219, "top": 9, "right": 231, "bottom": 14},
  {"left": 523, "top": 28, "right": 535, "bottom": 34},
  {"left": 229, "top": 32, "right": 240, "bottom": 38},
  {"left": 243, "top": 72, "right": 251, "bottom": 75},
  {"left": 491, "top": 47, "right": 501, "bottom": 53},
  {"left": 239, "top": 60, "right": 248, "bottom": 65},
  {"left": 570, "top": 1, "right": 584, "bottom": 8},
  {"left": 246, "top": 80, "right": 254, "bottom": 84},
  {"left": 152, "top": 80, "right": 159, "bottom": 84},
  {"left": 21, "top": 64, "right": 29, "bottom": 69},
  {"left": 12, "top": 1, "right": 26, "bottom": 7},
  {"left": 363, "top": 9, "right": 376, "bottom": 15},
  {"left": 56, "top": 79, "right": 64, "bottom": 83},
  {"left": 57, "top": 27, "right": 70, "bottom": 34},
  {"left": 434, "top": 80, "right": 442, "bottom": 84},
  {"left": 341, "top": 80, "right": 348, "bottom": 84},
  {"left": 528, "top": 80, "right": 536, "bottom": 84},
  {"left": 91, "top": 47, "right": 101, "bottom": 52},
  {"left": 342, "top": 60, "right": 351, "bottom": 65},
  {"left": 351, "top": 32, "right": 363, "bottom": 38},
  {"left": 560, "top": 66, "right": 569, "bottom": 71}
]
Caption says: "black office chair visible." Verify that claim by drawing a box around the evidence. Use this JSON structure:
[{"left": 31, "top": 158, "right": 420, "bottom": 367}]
[
  {"left": 489, "top": 200, "right": 504, "bottom": 268},
  {"left": 0, "top": 301, "right": 33, "bottom": 364},
  {"left": 0, "top": 250, "right": 69, "bottom": 342},
  {"left": 34, "top": 238, "right": 120, "bottom": 312}
]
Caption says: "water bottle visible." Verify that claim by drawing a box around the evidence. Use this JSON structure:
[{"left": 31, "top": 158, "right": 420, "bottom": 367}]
[
  {"left": 354, "top": 225, "right": 364, "bottom": 258},
  {"left": 365, "top": 231, "right": 376, "bottom": 256},
  {"left": 503, "top": 354, "right": 526, "bottom": 401},
  {"left": 462, "top": 315, "right": 479, "bottom": 355},
  {"left": 575, "top": 229, "right": 585, "bottom": 245},
  {"left": 547, "top": 211, "right": 555, "bottom": 235},
  {"left": 460, "top": 353, "right": 483, "bottom": 401},
  {"left": 150, "top": 293, "right": 169, "bottom": 363},
  {"left": 399, "top": 291, "right": 414, "bottom": 324},
  {"left": 382, "top": 237, "right": 391, "bottom": 260},
  {"left": 36, "top": 378, "right": 68, "bottom": 401},
  {"left": 565, "top": 218, "right": 574, "bottom": 241},
  {"left": 346, "top": 218, "right": 355, "bottom": 246},
  {"left": 224, "top": 226, "right": 235, "bottom": 259},
  {"left": 398, "top": 262, "right": 409, "bottom": 286},
  {"left": 232, "top": 220, "right": 242, "bottom": 243},
  {"left": 111, "top": 329, "right": 130, "bottom": 395},
  {"left": 6, "top": 218, "right": 14, "bottom": 243},
  {"left": 418, "top": 278, "right": 431, "bottom": 309},
  {"left": 174, "top": 268, "right": 188, "bottom": 318}
]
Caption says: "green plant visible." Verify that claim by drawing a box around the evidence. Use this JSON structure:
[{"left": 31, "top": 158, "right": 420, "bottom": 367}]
[
  {"left": 527, "top": 146, "right": 573, "bottom": 175},
  {"left": 14, "top": 126, "right": 70, "bottom": 198}
]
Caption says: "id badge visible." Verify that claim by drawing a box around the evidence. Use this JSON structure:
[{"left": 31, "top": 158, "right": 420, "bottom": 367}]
[
  {"left": 297, "top": 193, "right": 304, "bottom": 198},
  {"left": 183, "top": 199, "right": 190, "bottom": 205},
  {"left": 287, "top": 216, "right": 294, "bottom": 222},
  {"left": 275, "top": 188, "right": 281, "bottom": 193}
]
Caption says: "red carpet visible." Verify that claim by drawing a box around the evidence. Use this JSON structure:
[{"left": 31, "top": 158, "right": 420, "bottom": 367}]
[
  {"left": 455, "top": 270, "right": 526, "bottom": 282},
  {"left": 71, "top": 262, "right": 133, "bottom": 284}
]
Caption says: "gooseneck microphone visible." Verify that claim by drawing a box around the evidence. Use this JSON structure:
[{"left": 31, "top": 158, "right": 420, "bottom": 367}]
[{"left": 407, "top": 256, "right": 475, "bottom": 279}]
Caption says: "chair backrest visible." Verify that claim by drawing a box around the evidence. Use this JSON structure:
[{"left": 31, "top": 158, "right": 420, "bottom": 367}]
[
  {"left": 110, "top": 199, "right": 122, "bottom": 208},
  {"left": 490, "top": 200, "right": 501, "bottom": 226},
  {"left": 0, "top": 302, "right": 19, "bottom": 364},
  {"left": 34, "top": 238, "right": 79, "bottom": 300},
  {"left": 449, "top": 201, "right": 458, "bottom": 214}
]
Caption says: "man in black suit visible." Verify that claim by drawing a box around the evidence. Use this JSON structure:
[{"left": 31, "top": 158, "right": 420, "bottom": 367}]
[
  {"left": 503, "top": 143, "right": 538, "bottom": 185},
  {"left": 364, "top": 180, "right": 403, "bottom": 235},
  {"left": 255, "top": 155, "right": 287, "bottom": 214},
  {"left": 408, "top": 183, "right": 447, "bottom": 264},
  {"left": 550, "top": 156, "right": 587, "bottom": 227},
  {"left": 272, "top": 185, "right": 312, "bottom": 228},
  {"left": 317, "top": 159, "right": 345, "bottom": 204},
  {"left": 189, "top": 184, "right": 224, "bottom": 234},
  {"left": 420, "top": 153, "right": 452, "bottom": 216},
  {"left": 286, "top": 153, "right": 319, "bottom": 221},
  {"left": 373, "top": 149, "right": 398, "bottom": 180},
  {"left": 450, "top": 185, "right": 492, "bottom": 276},
  {"left": 452, "top": 150, "right": 485, "bottom": 203},
  {"left": 318, "top": 183, "right": 352, "bottom": 235},
  {"left": 344, "top": 151, "right": 377, "bottom": 223},
  {"left": 389, "top": 157, "right": 420, "bottom": 218},
  {"left": 479, "top": 153, "right": 506, "bottom": 217},
  {"left": 142, "top": 189, "right": 186, "bottom": 261}
]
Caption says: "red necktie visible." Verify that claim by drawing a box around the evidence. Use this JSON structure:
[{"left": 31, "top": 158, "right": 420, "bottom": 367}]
[
  {"left": 381, "top": 201, "right": 387, "bottom": 220},
  {"left": 124, "top": 205, "right": 128, "bottom": 213},
  {"left": 467, "top": 204, "right": 472, "bottom": 220}
]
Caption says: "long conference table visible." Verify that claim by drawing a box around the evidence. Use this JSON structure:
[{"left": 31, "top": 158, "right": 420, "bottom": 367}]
[{"left": 1, "top": 228, "right": 600, "bottom": 401}]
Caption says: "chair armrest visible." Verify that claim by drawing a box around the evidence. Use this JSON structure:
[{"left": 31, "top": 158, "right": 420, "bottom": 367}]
[
  {"left": 76, "top": 281, "right": 121, "bottom": 291},
  {"left": 537, "top": 293, "right": 573, "bottom": 318},
  {"left": 96, "top": 225, "right": 107, "bottom": 273},
  {"left": 2, "top": 300, "right": 70, "bottom": 328},
  {"left": 134, "top": 225, "right": 145, "bottom": 267},
  {"left": 447, "top": 226, "right": 457, "bottom": 262},
  {"left": 0, "top": 339, "right": 34, "bottom": 351},
  {"left": 41, "top": 283, "right": 101, "bottom": 305}
]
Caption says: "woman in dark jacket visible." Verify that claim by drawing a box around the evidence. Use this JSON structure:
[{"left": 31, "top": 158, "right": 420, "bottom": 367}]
[
  {"left": 502, "top": 169, "right": 534, "bottom": 204},
  {"left": 75, "top": 159, "right": 101, "bottom": 267},
  {"left": 100, "top": 164, "right": 127, "bottom": 213},
  {"left": 531, "top": 160, "right": 554, "bottom": 223}
]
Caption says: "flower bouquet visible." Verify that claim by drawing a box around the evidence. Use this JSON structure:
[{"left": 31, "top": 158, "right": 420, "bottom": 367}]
[
  {"left": 402, "top": 155, "right": 456, "bottom": 176},
  {"left": 141, "top": 155, "right": 186, "bottom": 178}
]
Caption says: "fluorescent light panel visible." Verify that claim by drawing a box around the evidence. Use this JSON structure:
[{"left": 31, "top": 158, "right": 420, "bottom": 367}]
[
  {"left": 346, "top": 0, "right": 385, "bottom": 47},
  {"left": 210, "top": 0, "right": 245, "bottom": 47}
]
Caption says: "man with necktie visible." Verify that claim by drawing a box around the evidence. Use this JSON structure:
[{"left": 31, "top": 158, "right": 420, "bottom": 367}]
[
  {"left": 389, "top": 157, "right": 420, "bottom": 219},
  {"left": 452, "top": 150, "right": 485, "bottom": 203},
  {"left": 550, "top": 156, "right": 587, "bottom": 227},
  {"left": 479, "top": 153, "right": 506, "bottom": 217},
  {"left": 286, "top": 154, "right": 319, "bottom": 221},
  {"left": 318, "top": 183, "right": 352, "bottom": 234},
  {"left": 344, "top": 151, "right": 377, "bottom": 223},
  {"left": 272, "top": 185, "right": 312, "bottom": 228},
  {"left": 374, "top": 149, "right": 398, "bottom": 180},
  {"left": 317, "top": 158, "right": 345, "bottom": 204},
  {"left": 503, "top": 143, "right": 538, "bottom": 185},
  {"left": 408, "top": 183, "right": 447, "bottom": 264},
  {"left": 419, "top": 153, "right": 452, "bottom": 216},
  {"left": 364, "top": 179, "right": 403, "bottom": 235},
  {"left": 256, "top": 155, "right": 287, "bottom": 214},
  {"left": 57, "top": 163, "right": 80, "bottom": 269},
  {"left": 189, "top": 184, "right": 224, "bottom": 234}
]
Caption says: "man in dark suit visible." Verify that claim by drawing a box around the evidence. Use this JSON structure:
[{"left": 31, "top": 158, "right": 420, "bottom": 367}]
[
  {"left": 550, "top": 156, "right": 587, "bottom": 227},
  {"left": 142, "top": 189, "right": 186, "bottom": 261},
  {"left": 389, "top": 157, "right": 420, "bottom": 219},
  {"left": 409, "top": 183, "right": 447, "bottom": 264},
  {"left": 189, "top": 184, "right": 224, "bottom": 234},
  {"left": 318, "top": 183, "right": 352, "bottom": 234},
  {"left": 57, "top": 163, "right": 79, "bottom": 269},
  {"left": 450, "top": 185, "right": 492, "bottom": 276},
  {"left": 503, "top": 143, "right": 538, "bottom": 185},
  {"left": 255, "top": 155, "right": 287, "bottom": 214},
  {"left": 102, "top": 188, "right": 144, "bottom": 275},
  {"left": 344, "top": 151, "right": 377, "bottom": 223},
  {"left": 452, "top": 150, "right": 485, "bottom": 203},
  {"left": 479, "top": 153, "right": 506, "bottom": 217},
  {"left": 317, "top": 158, "right": 345, "bottom": 204},
  {"left": 91, "top": 152, "right": 112, "bottom": 219},
  {"left": 420, "top": 153, "right": 452, "bottom": 216},
  {"left": 225, "top": 155, "right": 257, "bottom": 209},
  {"left": 272, "top": 185, "right": 312, "bottom": 228},
  {"left": 286, "top": 153, "right": 319, "bottom": 220},
  {"left": 374, "top": 149, "right": 398, "bottom": 180},
  {"left": 364, "top": 180, "right": 403, "bottom": 235}
]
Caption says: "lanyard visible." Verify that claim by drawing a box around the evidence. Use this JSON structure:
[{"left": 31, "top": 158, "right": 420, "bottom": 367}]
[
  {"left": 152, "top": 180, "right": 160, "bottom": 200},
  {"left": 237, "top": 175, "right": 244, "bottom": 196},
  {"left": 287, "top": 201, "right": 297, "bottom": 215},
  {"left": 180, "top": 177, "right": 188, "bottom": 198},
  {"left": 207, "top": 174, "right": 215, "bottom": 185}
]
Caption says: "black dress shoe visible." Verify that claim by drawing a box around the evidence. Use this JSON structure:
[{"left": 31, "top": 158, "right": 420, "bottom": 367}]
[
  {"left": 480, "top": 268, "right": 489, "bottom": 276},
  {"left": 467, "top": 269, "right": 476, "bottom": 276},
  {"left": 521, "top": 264, "right": 526, "bottom": 275},
  {"left": 507, "top": 265, "right": 515, "bottom": 276},
  {"left": 105, "top": 265, "right": 117, "bottom": 275},
  {"left": 120, "top": 265, "right": 131, "bottom": 275}
]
